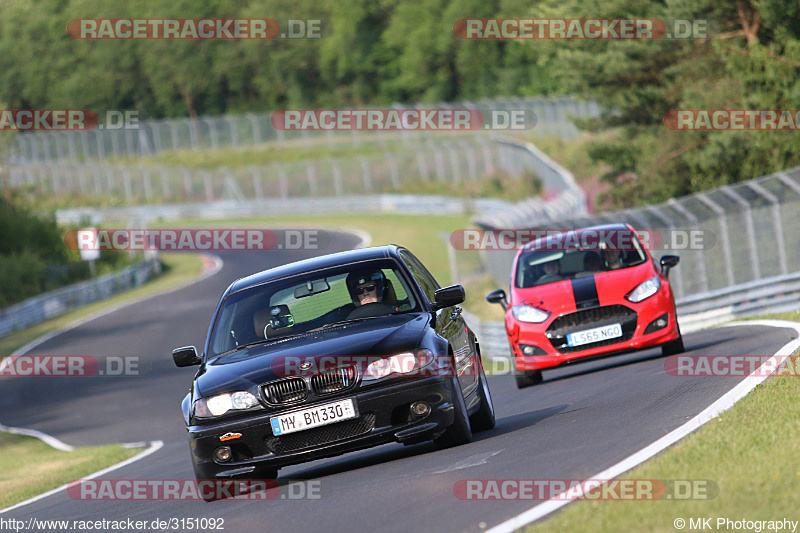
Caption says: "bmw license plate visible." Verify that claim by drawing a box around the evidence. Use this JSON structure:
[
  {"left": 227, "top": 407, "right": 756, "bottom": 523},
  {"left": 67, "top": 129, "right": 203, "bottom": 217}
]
[
  {"left": 270, "top": 399, "right": 358, "bottom": 436},
  {"left": 566, "top": 323, "right": 623, "bottom": 347}
]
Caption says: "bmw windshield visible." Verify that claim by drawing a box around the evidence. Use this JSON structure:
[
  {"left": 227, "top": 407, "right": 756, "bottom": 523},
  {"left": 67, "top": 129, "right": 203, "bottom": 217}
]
[{"left": 207, "top": 260, "right": 420, "bottom": 358}]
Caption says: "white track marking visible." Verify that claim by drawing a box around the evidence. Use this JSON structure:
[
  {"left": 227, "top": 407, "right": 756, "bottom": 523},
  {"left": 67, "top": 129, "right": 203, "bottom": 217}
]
[
  {"left": 486, "top": 320, "right": 800, "bottom": 532},
  {"left": 0, "top": 440, "right": 164, "bottom": 515},
  {"left": 0, "top": 423, "right": 75, "bottom": 452}
]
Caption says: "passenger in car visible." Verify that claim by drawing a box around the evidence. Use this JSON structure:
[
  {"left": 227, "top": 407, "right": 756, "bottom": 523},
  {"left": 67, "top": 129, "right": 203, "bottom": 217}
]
[
  {"left": 602, "top": 249, "right": 624, "bottom": 269},
  {"left": 538, "top": 259, "right": 562, "bottom": 284}
]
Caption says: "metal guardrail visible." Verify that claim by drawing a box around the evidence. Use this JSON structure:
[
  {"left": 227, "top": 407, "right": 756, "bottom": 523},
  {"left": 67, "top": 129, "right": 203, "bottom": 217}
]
[
  {"left": 0, "top": 258, "right": 162, "bottom": 338},
  {"left": 53, "top": 194, "right": 514, "bottom": 225}
]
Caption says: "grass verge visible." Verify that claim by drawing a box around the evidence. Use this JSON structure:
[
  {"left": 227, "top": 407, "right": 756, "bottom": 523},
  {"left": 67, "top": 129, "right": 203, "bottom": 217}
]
[
  {"left": 109, "top": 133, "right": 470, "bottom": 169},
  {"left": 0, "top": 252, "right": 204, "bottom": 510},
  {"left": 0, "top": 432, "right": 141, "bottom": 509},
  {"left": 524, "top": 311, "right": 800, "bottom": 532},
  {"left": 0, "top": 252, "right": 204, "bottom": 356}
]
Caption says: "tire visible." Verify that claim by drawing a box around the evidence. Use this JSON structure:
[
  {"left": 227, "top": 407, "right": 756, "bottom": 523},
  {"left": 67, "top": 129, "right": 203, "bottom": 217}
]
[
  {"left": 661, "top": 326, "right": 685, "bottom": 356},
  {"left": 469, "top": 360, "right": 496, "bottom": 432},
  {"left": 514, "top": 368, "right": 543, "bottom": 389},
  {"left": 434, "top": 377, "right": 473, "bottom": 449}
]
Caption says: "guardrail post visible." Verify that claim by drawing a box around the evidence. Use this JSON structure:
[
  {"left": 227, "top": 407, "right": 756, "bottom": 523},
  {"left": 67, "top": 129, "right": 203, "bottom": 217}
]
[
  {"left": 306, "top": 163, "right": 318, "bottom": 195},
  {"left": 667, "top": 198, "right": 712, "bottom": 292},
  {"left": 182, "top": 168, "right": 193, "bottom": 200},
  {"left": 143, "top": 167, "right": 153, "bottom": 201},
  {"left": 359, "top": 157, "right": 373, "bottom": 192},
  {"left": 203, "top": 171, "right": 214, "bottom": 202},
  {"left": 720, "top": 186, "right": 760, "bottom": 280},
  {"left": 168, "top": 121, "right": 180, "bottom": 152},
  {"left": 251, "top": 167, "right": 263, "bottom": 200},
  {"left": 748, "top": 180, "right": 789, "bottom": 276},
  {"left": 640, "top": 207, "right": 685, "bottom": 299},
  {"left": 123, "top": 167, "right": 133, "bottom": 203},
  {"left": 278, "top": 165, "right": 289, "bottom": 199},
  {"left": 416, "top": 151, "right": 429, "bottom": 181},
  {"left": 695, "top": 193, "right": 736, "bottom": 286},
  {"left": 158, "top": 166, "right": 170, "bottom": 199},
  {"left": 386, "top": 153, "right": 400, "bottom": 189},
  {"left": 247, "top": 113, "right": 261, "bottom": 145},
  {"left": 331, "top": 160, "right": 343, "bottom": 195}
]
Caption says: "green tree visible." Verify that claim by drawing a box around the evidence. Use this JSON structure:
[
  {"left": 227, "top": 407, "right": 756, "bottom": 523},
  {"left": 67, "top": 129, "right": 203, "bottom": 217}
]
[{"left": 532, "top": 0, "right": 800, "bottom": 208}]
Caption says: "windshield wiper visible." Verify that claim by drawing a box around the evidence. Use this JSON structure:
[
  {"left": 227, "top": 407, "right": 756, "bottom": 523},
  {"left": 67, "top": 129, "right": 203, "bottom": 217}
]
[
  {"left": 214, "top": 338, "right": 283, "bottom": 358},
  {"left": 305, "top": 317, "right": 375, "bottom": 333}
]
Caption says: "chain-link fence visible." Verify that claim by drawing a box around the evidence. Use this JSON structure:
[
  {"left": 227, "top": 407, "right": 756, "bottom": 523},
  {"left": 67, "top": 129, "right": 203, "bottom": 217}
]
[
  {"left": 7, "top": 137, "right": 511, "bottom": 203},
  {"left": 475, "top": 138, "right": 800, "bottom": 302},
  {"left": 7, "top": 97, "right": 600, "bottom": 165}
]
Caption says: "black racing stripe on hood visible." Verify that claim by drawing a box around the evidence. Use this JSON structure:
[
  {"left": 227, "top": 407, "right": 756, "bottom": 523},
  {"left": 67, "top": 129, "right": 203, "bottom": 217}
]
[{"left": 571, "top": 276, "right": 599, "bottom": 309}]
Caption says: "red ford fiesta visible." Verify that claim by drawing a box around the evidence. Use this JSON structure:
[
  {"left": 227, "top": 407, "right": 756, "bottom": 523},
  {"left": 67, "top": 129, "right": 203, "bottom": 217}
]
[{"left": 487, "top": 223, "right": 684, "bottom": 388}]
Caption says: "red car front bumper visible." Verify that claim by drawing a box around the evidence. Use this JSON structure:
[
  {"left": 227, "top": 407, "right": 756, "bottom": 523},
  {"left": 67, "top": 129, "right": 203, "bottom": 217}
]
[{"left": 508, "top": 288, "right": 680, "bottom": 371}]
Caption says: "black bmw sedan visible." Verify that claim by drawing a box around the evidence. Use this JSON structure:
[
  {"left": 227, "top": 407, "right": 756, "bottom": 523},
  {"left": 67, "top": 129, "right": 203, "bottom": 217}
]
[{"left": 173, "top": 244, "right": 495, "bottom": 489}]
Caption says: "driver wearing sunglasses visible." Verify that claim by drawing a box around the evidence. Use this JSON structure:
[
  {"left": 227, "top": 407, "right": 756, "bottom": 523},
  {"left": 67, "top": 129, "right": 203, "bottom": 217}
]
[{"left": 346, "top": 270, "right": 386, "bottom": 307}]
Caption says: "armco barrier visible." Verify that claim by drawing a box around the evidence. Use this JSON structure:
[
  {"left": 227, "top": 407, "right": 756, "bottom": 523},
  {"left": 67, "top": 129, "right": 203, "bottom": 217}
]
[{"left": 0, "top": 258, "right": 161, "bottom": 338}]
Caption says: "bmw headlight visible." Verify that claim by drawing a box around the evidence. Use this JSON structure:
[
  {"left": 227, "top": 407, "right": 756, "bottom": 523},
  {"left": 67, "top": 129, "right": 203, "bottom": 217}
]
[
  {"left": 512, "top": 305, "right": 550, "bottom": 324},
  {"left": 626, "top": 276, "right": 661, "bottom": 303},
  {"left": 194, "top": 391, "right": 260, "bottom": 417},
  {"left": 363, "top": 349, "right": 434, "bottom": 380}
]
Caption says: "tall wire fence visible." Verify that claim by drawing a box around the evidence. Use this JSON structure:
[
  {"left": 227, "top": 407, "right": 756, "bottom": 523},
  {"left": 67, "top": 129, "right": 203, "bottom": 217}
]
[
  {"left": 7, "top": 97, "right": 600, "bottom": 165},
  {"left": 474, "top": 138, "right": 800, "bottom": 302},
  {"left": 8, "top": 137, "right": 508, "bottom": 203}
]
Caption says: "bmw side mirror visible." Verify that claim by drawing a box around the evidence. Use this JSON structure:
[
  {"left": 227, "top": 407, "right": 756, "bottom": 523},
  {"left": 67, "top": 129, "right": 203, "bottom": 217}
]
[
  {"left": 659, "top": 255, "right": 680, "bottom": 277},
  {"left": 433, "top": 285, "right": 465, "bottom": 310},
  {"left": 486, "top": 289, "right": 508, "bottom": 311},
  {"left": 173, "top": 346, "right": 201, "bottom": 367}
]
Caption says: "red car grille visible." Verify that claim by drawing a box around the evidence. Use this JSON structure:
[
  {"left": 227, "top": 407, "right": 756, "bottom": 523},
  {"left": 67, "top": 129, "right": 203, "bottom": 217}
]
[{"left": 546, "top": 304, "right": 638, "bottom": 353}]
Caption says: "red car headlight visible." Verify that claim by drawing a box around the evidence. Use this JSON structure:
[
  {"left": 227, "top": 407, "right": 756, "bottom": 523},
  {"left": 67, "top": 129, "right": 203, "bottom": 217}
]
[
  {"left": 511, "top": 305, "right": 550, "bottom": 324},
  {"left": 626, "top": 276, "right": 661, "bottom": 303}
]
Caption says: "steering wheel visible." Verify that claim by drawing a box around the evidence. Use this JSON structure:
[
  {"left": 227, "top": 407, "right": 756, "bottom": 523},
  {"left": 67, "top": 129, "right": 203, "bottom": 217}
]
[{"left": 346, "top": 302, "right": 394, "bottom": 319}]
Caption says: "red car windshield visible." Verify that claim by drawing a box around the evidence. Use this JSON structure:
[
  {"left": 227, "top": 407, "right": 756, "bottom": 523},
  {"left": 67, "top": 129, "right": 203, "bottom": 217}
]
[{"left": 515, "top": 237, "right": 648, "bottom": 289}]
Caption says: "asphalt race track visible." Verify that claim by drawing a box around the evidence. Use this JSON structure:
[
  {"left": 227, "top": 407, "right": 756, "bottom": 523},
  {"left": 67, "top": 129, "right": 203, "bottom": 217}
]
[{"left": 1, "top": 230, "right": 797, "bottom": 533}]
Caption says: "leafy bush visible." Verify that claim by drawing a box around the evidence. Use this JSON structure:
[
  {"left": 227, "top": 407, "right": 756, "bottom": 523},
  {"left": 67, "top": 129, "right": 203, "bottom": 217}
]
[{"left": 0, "top": 195, "right": 130, "bottom": 308}]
